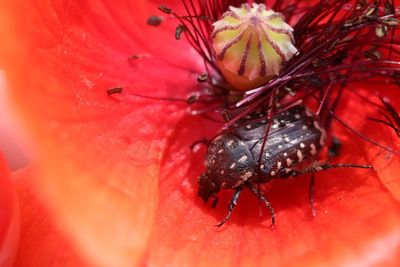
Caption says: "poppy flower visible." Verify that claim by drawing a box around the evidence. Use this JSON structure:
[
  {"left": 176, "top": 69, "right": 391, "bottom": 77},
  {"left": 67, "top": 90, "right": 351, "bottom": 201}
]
[{"left": 0, "top": 0, "right": 400, "bottom": 267}]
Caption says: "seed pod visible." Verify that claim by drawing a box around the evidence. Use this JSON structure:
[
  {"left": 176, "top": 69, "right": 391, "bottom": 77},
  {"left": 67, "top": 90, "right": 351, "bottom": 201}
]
[{"left": 212, "top": 3, "right": 298, "bottom": 91}]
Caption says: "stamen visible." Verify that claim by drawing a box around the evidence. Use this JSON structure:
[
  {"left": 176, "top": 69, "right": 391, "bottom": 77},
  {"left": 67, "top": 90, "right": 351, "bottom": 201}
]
[
  {"left": 175, "top": 24, "right": 187, "bottom": 40},
  {"left": 197, "top": 74, "right": 208, "bottom": 82},
  {"left": 107, "top": 87, "right": 123, "bottom": 95},
  {"left": 158, "top": 5, "right": 172, "bottom": 14},
  {"left": 147, "top": 16, "right": 163, "bottom": 26}
]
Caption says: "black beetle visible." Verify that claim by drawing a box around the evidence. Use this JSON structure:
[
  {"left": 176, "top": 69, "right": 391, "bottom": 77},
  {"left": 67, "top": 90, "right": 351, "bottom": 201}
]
[{"left": 198, "top": 105, "right": 371, "bottom": 227}]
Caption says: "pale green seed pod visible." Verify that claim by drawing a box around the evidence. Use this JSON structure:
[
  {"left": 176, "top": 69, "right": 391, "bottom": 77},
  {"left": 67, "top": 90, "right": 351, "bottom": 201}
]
[{"left": 212, "top": 3, "right": 298, "bottom": 91}]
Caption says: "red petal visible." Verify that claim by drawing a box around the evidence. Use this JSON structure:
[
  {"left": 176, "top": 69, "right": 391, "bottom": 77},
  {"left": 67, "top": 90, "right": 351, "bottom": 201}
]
[
  {"left": 361, "top": 89, "right": 400, "bottom": 200},
  {"left": 0, "top": 0, "right": 199, "bottom": 266},
  {"left": 13, "top": 167, "right": 90, "bottom": 267},
  {"left": 330, "top": 82, "right": 400, "bottom": 201},
  {"left": 0, "top": 153, "right": 19, "bottom": 267}
]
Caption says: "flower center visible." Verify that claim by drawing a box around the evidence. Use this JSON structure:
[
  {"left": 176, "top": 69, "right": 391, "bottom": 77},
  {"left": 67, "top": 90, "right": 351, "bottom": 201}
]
[{"left": 212, "top": 3, "right": 298, "bottom": 91}]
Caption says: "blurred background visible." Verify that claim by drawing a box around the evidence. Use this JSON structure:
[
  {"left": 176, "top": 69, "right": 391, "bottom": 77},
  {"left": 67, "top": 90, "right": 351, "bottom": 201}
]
[{"left": 0, "top": 70, "right": 31, "bottom": 171}]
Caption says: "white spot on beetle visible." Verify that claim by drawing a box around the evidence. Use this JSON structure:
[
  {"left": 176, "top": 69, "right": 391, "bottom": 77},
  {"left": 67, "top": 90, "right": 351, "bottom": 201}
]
[
  {"left": 272, "top": 124, "right": 279, "bottom": 129},
  {"left": 300, "top": 142, "right": 305, "bottom": 148},
  {"left": 238, "top": 155, "right": 248, "bottom": 163},
  {"left": 220, "top": 170, "right": 225, "bottom": 174},
  {"left": 297, "top": 150, "right": 303, "bottom": 162},
  {"left": 270, "top": 171, "right": 276, "bottom": 176},
  {"left": 246, "top": 125, "right": 252, "bottom": 129},
  {"left": 284, "top": 137, "right": 290, "bottom": 142},
  {"left": 295, "top": 114, "right": 301, "bottom": 119},
  {"left": 277, "top": 161, "right": 282, "bottom": 169},
  {"left": 230, "top": 163, "right": 236, "bottom": 169},
  {"left": 313, "top": 120, "right": 327, "bottom": 146},
  {"left": 310, "top": 143, "right": 317, "bottom": 155},
  {"left": 214, "top": 135, "right": 222, "bottom": 141},
  {"left": 283, "top": 152, "right": 288, "bottom": 157},
  {"left": 286, "top": 158, "right": 293, "bottom": 166},
  {"left": 302, "top": 125, "right": 308, "bottom": 130},
  {"left": 241, "top": 171, "right": 253, "bottom": 180},
  {"left": 226, "top": 140, "right": 234, "bottom": 146},
  {"left": 315, "top": 166, "right": 323, "bottom": 171},
  {"left": 218, "top": 149, "right": 224, "bottom": 154},
  {"left": 278, "top": 145, "right": 283, "bottom": 149}
]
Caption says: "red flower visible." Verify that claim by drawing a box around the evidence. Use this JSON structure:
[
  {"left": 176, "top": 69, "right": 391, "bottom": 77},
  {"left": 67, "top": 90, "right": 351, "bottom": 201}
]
[{"left": 0, "top": 0, "right": 399, "bottom": 266}]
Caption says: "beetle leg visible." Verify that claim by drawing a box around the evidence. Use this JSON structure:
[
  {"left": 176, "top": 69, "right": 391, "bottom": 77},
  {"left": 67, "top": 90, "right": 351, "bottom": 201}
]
[
  {"left": 309, "top": 174, "right": 316, "bottom": 217},
  {"left": 287, "top": 162, "right": 372, "bottom": 176},
  {"left": 215, "top": 187, "right": 243, "bottom": 228},
  {"left": 245, "top": 182, "right": 275, "bottom": 228}
]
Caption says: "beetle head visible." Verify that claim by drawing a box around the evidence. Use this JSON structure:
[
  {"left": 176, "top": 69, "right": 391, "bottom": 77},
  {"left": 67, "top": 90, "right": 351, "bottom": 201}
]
[{"left": 198, "top": 172, "right": 220, "bottom": 206}]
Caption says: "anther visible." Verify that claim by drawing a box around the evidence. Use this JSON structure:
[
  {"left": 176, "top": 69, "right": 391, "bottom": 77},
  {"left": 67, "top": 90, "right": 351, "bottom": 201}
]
[
  {"left": 175, "top": 24, "right": 187, "bottom": 40},
  {"left": 107, "top": 87, "right": 123, "bottom": 95}
]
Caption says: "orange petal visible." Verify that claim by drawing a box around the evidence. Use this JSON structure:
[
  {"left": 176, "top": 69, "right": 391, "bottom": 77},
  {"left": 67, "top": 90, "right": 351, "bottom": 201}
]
[
  {"left": 0, "top": 1, "right": 198, "bottom": 266},
  {"left": 0, "top": 153, "right": 19, "bottom": 267},
  {"left": 13, "top": 167, "right": 90, "bottom": 267}
]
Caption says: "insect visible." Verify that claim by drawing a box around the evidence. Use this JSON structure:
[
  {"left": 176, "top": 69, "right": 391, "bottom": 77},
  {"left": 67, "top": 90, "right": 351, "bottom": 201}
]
[{"left": 198, "top": 105, "right": 372, "bottom": 227}]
